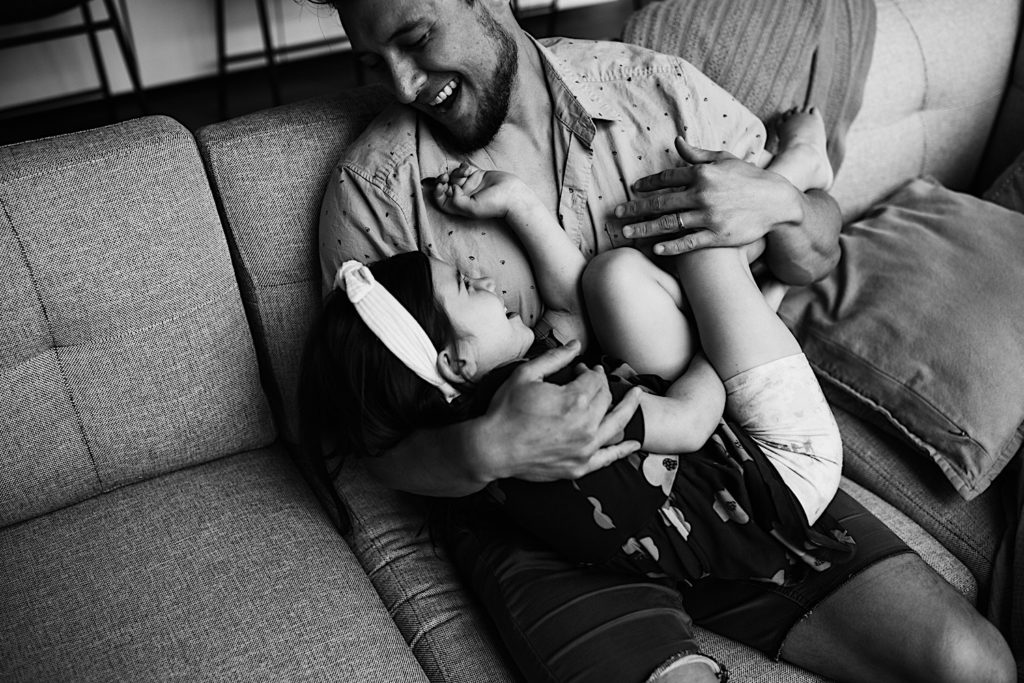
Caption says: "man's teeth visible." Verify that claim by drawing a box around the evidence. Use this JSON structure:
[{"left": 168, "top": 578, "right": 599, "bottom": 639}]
[{"left": 431, "top": 78, "right": 458, "bottom": 106}]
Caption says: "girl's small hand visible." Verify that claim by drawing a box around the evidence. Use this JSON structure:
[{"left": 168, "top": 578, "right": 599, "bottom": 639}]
[{"left": 432, "top": 163, "right": 528, "bottom": 219}]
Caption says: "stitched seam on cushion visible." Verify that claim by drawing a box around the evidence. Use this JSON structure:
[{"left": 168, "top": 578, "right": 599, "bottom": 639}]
[
  {"left": 238, "top": 275, "right": 314, "bottom": 290},
  {"left": 848, "top": 90, "right": 1007, "bottom": 133},
  {"left": 406, "top": 607, "right": 462, "bottom": 651},
  {"left": 813, "top": 366, "right": 975, "bottom": 494},
  {"left": 889, "top": 0, "right": 929, "bottom": 175},
  {"left": 44, "top": 276, "right": 239, "bottom": 349},
  {"left": 2, "top": 197, "right": 102, "bottom": 485},
  {"left": 2, "top": 138, "right": 182, "bottom": 185},
  {"left": 799, "top": 326, "right": 986, "bottom": 454},
  {"left": 346, "top": 502, "right": 454, "bottom": 681}
]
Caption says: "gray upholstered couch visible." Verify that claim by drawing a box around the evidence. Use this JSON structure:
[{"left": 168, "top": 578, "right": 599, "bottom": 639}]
[{"left": 2, "top": 0, "right": 1021, "bottom": 680}]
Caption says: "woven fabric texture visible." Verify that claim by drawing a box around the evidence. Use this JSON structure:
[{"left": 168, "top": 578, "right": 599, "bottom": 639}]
[
  {"left": 0, "top": 116, "right": 274, "bottom": 527},
  {"left": 0, "top": 448, "right": 427, "bottom": 682},
  {"left": 337, "top": 459, "right": 520, "bottom": 683},
  {"left": 196, "top": 87, "right": 392, "bottom": 447},
  {"left": 197, "top": 91, "right": 523, "bottom": 682}
]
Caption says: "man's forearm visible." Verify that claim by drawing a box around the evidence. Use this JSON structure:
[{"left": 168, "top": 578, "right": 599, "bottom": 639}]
[
  {"left": 764, "top": 188, "right": 842, "bottom": 285},
  {"left": 361, "top": 420, "right": 492, "bottom": 497}
]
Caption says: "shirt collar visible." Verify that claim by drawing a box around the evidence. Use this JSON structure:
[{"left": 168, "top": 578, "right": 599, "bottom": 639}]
[{"left": 531, "top": 37, "right": 622, "bottom": 145}]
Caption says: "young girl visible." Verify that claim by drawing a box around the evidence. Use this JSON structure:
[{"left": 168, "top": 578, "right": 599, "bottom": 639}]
[{"left": 302, "top": 109, "right": 852, "bottom": 592}]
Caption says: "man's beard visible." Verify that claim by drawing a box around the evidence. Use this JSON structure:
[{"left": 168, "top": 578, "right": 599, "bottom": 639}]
[{"left": 433, "top": 11, "right": 518, "bottom": 153}]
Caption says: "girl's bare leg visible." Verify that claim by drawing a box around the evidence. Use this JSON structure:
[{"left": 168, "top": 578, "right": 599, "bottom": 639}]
[
  {"left": 582, "top": 247, "right": 696, "bottom": 380},
  {"left": 672, "top": 247, "right": 798, "bottom": 380},
  {"left": 673, "top": 247, "right": 1015, "bottom": 682},
  {"left": 766, "top": 106, "right": 834, "bottom": 192}
]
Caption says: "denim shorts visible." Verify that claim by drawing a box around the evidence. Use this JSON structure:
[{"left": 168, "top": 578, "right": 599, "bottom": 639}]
[
  {"left": 442, "top": 487, "right": 913, "bottom": 682},
  {"left": 678, "top": 487, "right": 913, "bottom": 658}
]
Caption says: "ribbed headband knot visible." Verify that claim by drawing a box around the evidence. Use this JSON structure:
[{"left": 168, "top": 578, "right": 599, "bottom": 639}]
[{"left": 335, "top": 260, "right": 461, "bottom": 403}]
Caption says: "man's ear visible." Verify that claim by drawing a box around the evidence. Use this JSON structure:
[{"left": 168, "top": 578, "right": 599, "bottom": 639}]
[{"left": 437, "top": 339, "right": 478, "bottom": 384}]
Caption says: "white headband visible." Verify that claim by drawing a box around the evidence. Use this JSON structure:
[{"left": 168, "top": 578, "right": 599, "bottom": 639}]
[{"left": 335, "top": 260, "right": 461, "bottom": 403}]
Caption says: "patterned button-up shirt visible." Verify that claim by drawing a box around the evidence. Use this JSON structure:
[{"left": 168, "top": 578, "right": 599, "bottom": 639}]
[{"left": 319, "top": 36, "right": 766, "bottom": 327}]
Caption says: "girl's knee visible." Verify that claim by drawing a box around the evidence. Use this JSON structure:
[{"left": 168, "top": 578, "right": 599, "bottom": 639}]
[
  {"left": 583, "top": 247, "right": 681, "bottom": 313},
  {"left": 583, "top": 247, "right": 648, "bottom": 296}
]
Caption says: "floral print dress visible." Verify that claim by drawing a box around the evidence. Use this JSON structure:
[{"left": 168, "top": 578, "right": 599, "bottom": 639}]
[{"left": 482, "top": 337, "right": 856, "bottom": 588}]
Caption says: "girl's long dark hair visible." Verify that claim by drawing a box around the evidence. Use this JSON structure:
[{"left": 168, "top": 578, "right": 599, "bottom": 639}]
[{"left": 298, "top": 251, "right": 496, "bottom": 533}]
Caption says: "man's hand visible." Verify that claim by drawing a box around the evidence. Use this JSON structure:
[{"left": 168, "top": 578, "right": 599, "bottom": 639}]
[
  {"left": 615, "top": 137, "right": 804, "bottom": 256},
  {"left": 473, "top": 340, "right": 642, "bottom": 483}
]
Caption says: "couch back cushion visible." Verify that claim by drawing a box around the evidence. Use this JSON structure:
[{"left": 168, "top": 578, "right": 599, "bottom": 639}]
[
  {"left": 0, "top": 116, "right": 275, "bottom": 527},
  {"left": 197, "top": 91, "right": 533, "bottom": 683},
  {"left": 977, "top": 11, "right": 1024, "bottom": 191},
  {"left": 196, "top": 87, "right": 391, "bottom": 445},
  {"left": 831, "top": 0, "right": 1021, "bottom": 219}
]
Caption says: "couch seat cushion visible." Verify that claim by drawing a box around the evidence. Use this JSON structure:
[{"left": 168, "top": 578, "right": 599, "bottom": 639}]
[{"left": 0, "top": 447, "right": 426, "bottom": 683}]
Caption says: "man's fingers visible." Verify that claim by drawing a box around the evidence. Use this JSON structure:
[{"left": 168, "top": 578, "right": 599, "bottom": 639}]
[
  {"left": 563, "top": 362, "right": 612, "bottom": 410},
  {"left": 514, "top": 339, "right": 581, "bottom": 381},
  {"left": 623, "top": 166, "right": 698, "bottom": 197},
  {"left": 673, "top": 135, "right": 726, "bottom": 164},
  {"left": 582, "top": 440, "right": 642, "bottom": 476},
  {"left": 652, "top": 228, "right": 718, "bottom": 255},
  {"left": 569, "top": 386, "right": 643, "bottom": 478},
  {"left": 621, "top": 210, "right": 706, "bottom": 239}
]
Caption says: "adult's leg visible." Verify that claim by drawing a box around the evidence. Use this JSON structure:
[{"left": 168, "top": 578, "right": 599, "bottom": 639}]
[
  {"left": 684, "top": 489, "right": 1016, "bottom": 683},
  {"left": 781, "top": 553, "right": 1016, "bottom": 682},
  {"left": 441, "top": 502, "right": 726, "bottom": 683}
]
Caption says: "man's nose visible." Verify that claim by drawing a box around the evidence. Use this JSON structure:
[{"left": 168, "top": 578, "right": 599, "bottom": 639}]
[{"left": 386, "top": 53, "right": 426, "bottom": 104}]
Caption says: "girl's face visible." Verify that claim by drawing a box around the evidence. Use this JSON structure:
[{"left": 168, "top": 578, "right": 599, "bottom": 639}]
[{"left": 430, "top": 257, "right": 534, "bottom": 381}]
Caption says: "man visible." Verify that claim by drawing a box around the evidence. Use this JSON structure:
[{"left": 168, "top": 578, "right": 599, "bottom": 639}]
[{"left": 315, "top": 0, "right": 1015, "bottom": 681}]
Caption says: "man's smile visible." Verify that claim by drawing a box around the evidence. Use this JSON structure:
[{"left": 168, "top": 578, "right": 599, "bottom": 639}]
[{"left": 429, "top": 77, "right": 461, "bottom": 109}]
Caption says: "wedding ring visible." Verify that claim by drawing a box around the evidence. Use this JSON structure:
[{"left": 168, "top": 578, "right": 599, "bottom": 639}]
[{"left": 675, "top": 212, "right": 685, "bottom": 231}]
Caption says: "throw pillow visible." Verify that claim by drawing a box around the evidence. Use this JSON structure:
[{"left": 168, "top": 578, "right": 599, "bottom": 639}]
[{"left": 779, "top": 177, "right": 1024, "bottom": 500}]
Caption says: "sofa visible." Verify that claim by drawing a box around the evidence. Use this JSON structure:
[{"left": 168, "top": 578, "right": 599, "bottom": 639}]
[{"left": 2, "top": 0, "right": 1021, "bottom": 680}]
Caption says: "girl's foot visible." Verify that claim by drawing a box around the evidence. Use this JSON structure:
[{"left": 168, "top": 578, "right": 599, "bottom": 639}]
[{"left": 773, "top": 106, "right": 834, "bottom": 191}]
